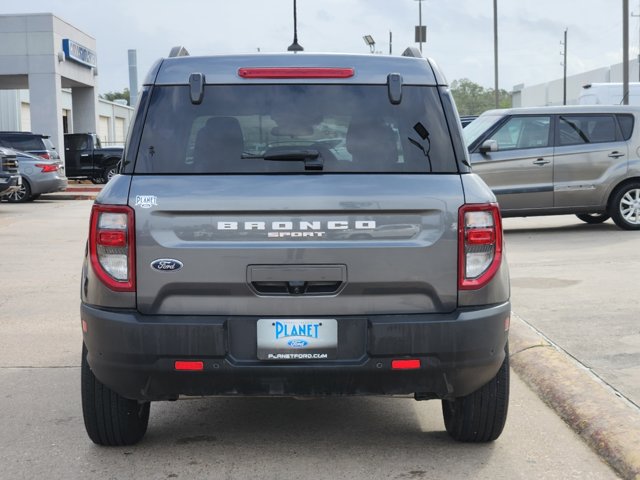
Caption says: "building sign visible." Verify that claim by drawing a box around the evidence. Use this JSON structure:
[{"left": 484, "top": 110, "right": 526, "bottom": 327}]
[{"left": 62, "top": 39, "right": 96, "bottom": 68}]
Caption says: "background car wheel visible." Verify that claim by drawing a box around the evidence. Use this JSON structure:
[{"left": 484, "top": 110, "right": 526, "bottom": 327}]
[
  {"left": 6, "top": 179, "right": 32, "bottom": 203},
  {"left": 610, "top": 182, "right": 640, "bottom": 230},
  {"left": 575, "top": 213, "right": 610, "bottom": 224},
  {"left": 81, "top": 343, "right": 150, "bottom": 446},
  {"left": 105, "top": 165, "right": 118, "bottom": 182},
  {"left": 91, "top": 166, "right": 118, "bottom": 184},
  {"left": 442, "top": 344, "right": 509, "bottom": 442}
]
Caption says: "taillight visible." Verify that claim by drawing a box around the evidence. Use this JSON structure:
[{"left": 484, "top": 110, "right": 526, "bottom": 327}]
[
  {"left": 238, "top": 67, "right": 355, "bottom": 79},
  {"left": 458, "top": 204, "right": 503, "bottom": 290},
  {"left": 35, "top": 163, "right": 58, "bottom": 173},
  {"left": 89, "top": 204, "right": 135, "bottom": 292},
  {"left": 38, "top": 152, "right": 51, "bottom": 160}
]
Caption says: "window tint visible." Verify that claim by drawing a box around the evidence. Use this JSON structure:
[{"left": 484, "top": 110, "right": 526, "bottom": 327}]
[
  {"left": 65, "top": 135, "right": 89, "bottom": 151},
  {"left": 616, "top": 114, "right": 634, "bottom": 140},
  {"left": 558, "top": 115, "right": 617, "bottom": 145},
  {"left": 134, "top": 85, "right": 457, "bottom": 174},
  {"left": 0, "top": 134, "right": 45, "bottom": 151},
  {"left": 488, "top": 116, "right": 551, "bottom": 151}
]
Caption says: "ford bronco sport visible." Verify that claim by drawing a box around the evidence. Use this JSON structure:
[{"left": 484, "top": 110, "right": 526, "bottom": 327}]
[{"left": 80, "top": 47, "right": 511, "bottom": 446}]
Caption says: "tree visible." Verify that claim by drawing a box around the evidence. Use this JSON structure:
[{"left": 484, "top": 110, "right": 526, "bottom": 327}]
[
  {"left": 100, "top": 88, "right": 130, "bottom": 105},
  {"left": 450, "top": 79, "right": 511, "bottom": 116}
]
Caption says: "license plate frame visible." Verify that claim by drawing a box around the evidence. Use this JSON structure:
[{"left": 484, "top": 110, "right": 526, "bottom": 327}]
[{"left": 257, "top": 318, "right": 338, "bottom": 361}]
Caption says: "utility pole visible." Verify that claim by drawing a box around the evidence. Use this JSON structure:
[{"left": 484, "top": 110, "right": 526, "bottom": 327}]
[
  {"left": 493, "top": 0, "right": 499, "bottom": 108},
  {"left": 632, "top": 1, "right": 640, "bottom": 81},
  {"left": 561, "top": 29, "right": 568, "bottom": 105},
  {"left": 624, "top": 0, "right": 630, "bottom": 104},
  {"left": 415, "top": 0, "right": 424, "bottom": 53},
  {"left": 389, "top": 31, "right": 392, "bottom": 55}
]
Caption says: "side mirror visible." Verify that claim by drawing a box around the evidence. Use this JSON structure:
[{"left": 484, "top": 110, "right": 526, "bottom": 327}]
[{"left": 479, "top": 139, "right": 498, "bottom": 154}]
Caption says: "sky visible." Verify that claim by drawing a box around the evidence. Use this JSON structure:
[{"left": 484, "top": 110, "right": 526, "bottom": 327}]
[{"left": 2, "top": 0, "right": 635, "bottom": 95}]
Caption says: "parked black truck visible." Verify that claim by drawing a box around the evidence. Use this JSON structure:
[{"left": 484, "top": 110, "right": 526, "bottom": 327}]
[{"left": 64, "top": 133, "right": 123, "bottom": 184}]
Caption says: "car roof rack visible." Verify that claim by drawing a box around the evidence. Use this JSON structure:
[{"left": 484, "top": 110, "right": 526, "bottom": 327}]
[{"left": 168, "top": 46, "right": 190, "bottom": 58}]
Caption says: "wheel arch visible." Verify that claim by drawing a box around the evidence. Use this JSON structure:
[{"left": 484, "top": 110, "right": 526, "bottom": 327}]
[{"left": 607, "top": 176, "right": 640, "bottom": 212}]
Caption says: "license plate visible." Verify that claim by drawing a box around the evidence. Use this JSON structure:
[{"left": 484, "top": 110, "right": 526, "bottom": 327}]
[{"left": 257, "top": 319, "right": 337, "bottom": 360}]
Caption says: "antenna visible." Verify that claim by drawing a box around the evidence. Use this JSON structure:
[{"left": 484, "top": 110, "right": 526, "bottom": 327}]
[{"left": 287, "top": 0, "right": 304, "bottom": 52}]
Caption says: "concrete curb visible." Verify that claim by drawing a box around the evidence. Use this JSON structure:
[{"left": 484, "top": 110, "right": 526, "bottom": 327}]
[{"left": 509, "top": 314, "right": 640, "bottom": 480}]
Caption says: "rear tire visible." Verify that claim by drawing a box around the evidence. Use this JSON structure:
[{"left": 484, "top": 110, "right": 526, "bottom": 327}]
[
  {"left": 610, "top": 182, "right": 640, "bottom": 230},
  {"left": 81, "top": 344, "right": 150, "bottom": 446},
  {"left": 575, "top": 213, "right": 609, "bottom": 224},
  {"left": 90, "top": 166, "right": 117, "bottom": 184},
  {"left": 442, "top": 345, "right": 509, "bottom": 442}
]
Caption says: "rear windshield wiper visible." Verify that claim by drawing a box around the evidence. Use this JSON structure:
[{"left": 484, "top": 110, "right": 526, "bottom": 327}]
[{"left": 263, "top": 148, "right": 323, "bottom": 171}]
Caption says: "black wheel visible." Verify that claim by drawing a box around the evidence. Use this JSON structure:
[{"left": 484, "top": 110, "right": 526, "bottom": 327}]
[
  {"left": 576, "top": 213, "right": 609, "bottom": 224},
  {"left": 81, "top": 344, "right": 150, "bottom": 446},
  {"left": 6, "top": 179, "right": 32, "bottom": 203},
  {"left": 104, "top": 165, "right": 118, "bottom": 182},
  {"left": 91, "top": 166, "right": 118, "bottom": 184},
  {"left": 442, "top": 344, "right": 509, "bottom": 442},
  {"left": 610, "top": 182, "right": 640, "bottom": 230}
]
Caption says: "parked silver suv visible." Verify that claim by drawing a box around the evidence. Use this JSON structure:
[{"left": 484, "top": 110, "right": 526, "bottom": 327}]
[
  {"left": 80, "top": 48, "right": 510, "bottom": 446},
  {"left": 465, "top": 106, "right": 640, "bottom": 229}
]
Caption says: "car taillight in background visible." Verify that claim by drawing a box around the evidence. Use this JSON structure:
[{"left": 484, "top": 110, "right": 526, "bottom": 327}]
[
  {"left": 89, "top": 205, "right": 135, "bottom": 292},
  {"left": 37, "top": 153, "right": 51, "bottom": 160},
  {"left": 35, "top": 163, "right": 59, "bottom": 173},
  {"left": 458, "top": 204, "right": 503, "bottom": 290}
]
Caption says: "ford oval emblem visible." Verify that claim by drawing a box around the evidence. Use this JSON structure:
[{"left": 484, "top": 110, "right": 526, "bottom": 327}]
[
  {"left": 287, "top": 339, "right": 308, "bottom": 348},
  {"left": 151, "top": 259, "right": 183, "bottom": 272}
]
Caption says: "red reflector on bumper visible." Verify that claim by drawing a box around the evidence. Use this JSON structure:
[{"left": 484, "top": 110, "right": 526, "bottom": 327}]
[
  {"left": 391, "top": 359, "right": 421, "bottom": 370},
  {"left": 175, "top": 361, "right": 204, "bottom": 371}
]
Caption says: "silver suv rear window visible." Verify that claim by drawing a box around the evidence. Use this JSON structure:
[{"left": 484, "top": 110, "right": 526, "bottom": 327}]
[{"left": 133, "top": 85, "right": 457, "bottom": 174}]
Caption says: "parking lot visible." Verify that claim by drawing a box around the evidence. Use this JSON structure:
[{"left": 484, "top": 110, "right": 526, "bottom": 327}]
[{"left": 0, "top": 199, "right": 635, "bottom": 479}]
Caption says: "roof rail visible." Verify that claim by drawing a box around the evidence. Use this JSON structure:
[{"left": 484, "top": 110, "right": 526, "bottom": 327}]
[
  {"left": 168, "top": 46, "right": 190, "bottom": 58},
  {"left": 402, "top": 47, "right": 423, "bottom": 58}
]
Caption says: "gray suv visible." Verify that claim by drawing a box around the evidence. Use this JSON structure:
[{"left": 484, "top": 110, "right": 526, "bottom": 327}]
[
  {"left": 465, "top": 106, "right": 640, "bottom": 229},
  {"left": 80, "top": 48, "right": 510, "bottom": 446}
]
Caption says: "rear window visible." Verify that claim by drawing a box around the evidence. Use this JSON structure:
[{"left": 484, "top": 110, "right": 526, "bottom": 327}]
[
  {"left": 133, "top": 85, "right": 457, "bottom": 174},
  {"left": 0, "top": 134, "right": 45, "bottom": 152},
  {"left": 558, "top": 115, "right": 617, "bottom": 145},
  {"left": 616, "top": 114, "right": 634, "bottom": 140}
]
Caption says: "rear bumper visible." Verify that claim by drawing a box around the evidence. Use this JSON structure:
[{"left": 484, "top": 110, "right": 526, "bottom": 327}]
[
  {"left": 29, "top": 175, "right": 68, "bottom": 195},
  {"left": 81, "top": 302, "right": 510, "bottom": 401}
]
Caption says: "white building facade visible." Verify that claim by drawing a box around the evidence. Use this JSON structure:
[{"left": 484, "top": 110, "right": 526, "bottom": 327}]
[
  {"left": 0, "top": 13, "right": 133, "bottom": 160},
  {"left": 512, "top": 58, "right": 640, "bottom": 107}
]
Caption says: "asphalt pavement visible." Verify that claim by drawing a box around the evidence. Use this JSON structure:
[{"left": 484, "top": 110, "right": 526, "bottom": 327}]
[{"left": 0, "top": 200, "right": 635, "bottom": 479}]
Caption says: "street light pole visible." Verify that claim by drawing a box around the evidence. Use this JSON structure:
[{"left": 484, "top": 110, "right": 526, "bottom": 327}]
[{"left": 493, "top": 0, "right": 499, "bottom": 108}]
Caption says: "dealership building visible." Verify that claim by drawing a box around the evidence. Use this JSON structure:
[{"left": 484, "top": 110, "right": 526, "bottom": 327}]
[
  {"left": 0, "top": 13, "right": 133, "bottom": 161},
  {"left": 512, "top": 58, "right": 640, "bottom": 107}
]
